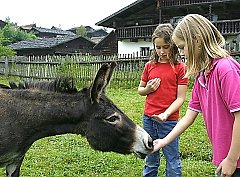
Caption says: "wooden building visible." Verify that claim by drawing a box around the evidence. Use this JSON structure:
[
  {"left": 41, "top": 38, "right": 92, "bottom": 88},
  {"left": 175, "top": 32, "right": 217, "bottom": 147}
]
[
  {"left": 96, "top": 0, "right": 240, "bottom": 55},
  {"left": 31, "top": 27, "right": 75, "bottom": 38},
  {"left": 8, "top": 35, "right": 96, "bottom": 56},
  {"left": 67, "top": 26, "right": 108, "bottom": 38},
  {"left": 14, "top": 25, "right": 115, "bottom": 56},
  {"left": 93, "top": 31, "right": 117, "bottom": 56},
  {"left": 20, "top": 26, "right": 75, "bottom": 38}
]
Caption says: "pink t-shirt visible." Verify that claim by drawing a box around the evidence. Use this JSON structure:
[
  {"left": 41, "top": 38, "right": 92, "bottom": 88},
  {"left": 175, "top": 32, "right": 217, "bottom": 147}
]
[{"left": 189, "top": 57, "right": 240, "bottom": 167}]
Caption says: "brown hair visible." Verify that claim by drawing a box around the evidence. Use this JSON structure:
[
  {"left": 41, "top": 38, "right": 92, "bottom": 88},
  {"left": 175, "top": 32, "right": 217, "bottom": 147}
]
[{"left": 150, "top": 23, "right": 180, "bottom": 64}]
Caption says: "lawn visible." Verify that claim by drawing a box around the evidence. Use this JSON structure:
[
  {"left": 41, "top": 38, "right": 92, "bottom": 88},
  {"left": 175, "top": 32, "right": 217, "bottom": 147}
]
[{"left": 0, "top": 87, "right": 215, "bottom": 177}]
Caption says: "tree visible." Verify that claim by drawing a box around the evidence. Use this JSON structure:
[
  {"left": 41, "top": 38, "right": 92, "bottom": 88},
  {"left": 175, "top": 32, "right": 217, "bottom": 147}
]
[
  {"left": 0, "top": 31, "right": 15, "bottom": 56},
  {"left": 0, "top": 45, "right": 16, "bottom": 57},
  {"left": 0, "top": 18, "right": 36, "bottom": 56},
  {"left": 1, "top": 23, "right": 37, "bottom": 46},
  {"left": 76, "top": 25, "right": 87, "bottom": 37}
]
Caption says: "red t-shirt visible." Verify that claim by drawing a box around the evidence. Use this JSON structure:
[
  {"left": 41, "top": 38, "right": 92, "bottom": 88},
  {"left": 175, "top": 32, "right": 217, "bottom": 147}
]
[{"left": 141, "top": 62, "right": 188, "bottom": 120}]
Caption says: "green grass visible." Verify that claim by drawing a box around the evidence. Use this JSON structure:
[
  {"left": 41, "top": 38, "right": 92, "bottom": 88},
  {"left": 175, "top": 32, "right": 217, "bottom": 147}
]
[{"left": 0, "top": 87, "right": 215, "bottom": 177}]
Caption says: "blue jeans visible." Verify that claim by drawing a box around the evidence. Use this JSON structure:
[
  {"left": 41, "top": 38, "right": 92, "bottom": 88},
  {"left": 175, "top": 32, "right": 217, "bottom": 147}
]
[
  {"left": 142, "top": 115, "right": 181, "bottom": 177},
  {"left": 216, "top": 168, "right": 240, "bottom": 177}
]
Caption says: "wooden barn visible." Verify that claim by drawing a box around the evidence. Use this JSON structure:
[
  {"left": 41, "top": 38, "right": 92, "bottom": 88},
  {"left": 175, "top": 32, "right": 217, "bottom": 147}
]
[
  {"left": 93, "top": 31, "right": 117, "bottom": 56},
  {"left": 96, "top": 0, "right": 240, "bottom": 56},
  {"left": 8, "top": 35, "right": 96, "bottom": 56}
]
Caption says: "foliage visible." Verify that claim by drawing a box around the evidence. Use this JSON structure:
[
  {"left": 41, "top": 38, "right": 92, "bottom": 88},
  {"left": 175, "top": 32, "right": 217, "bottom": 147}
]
[
  {"left": 76, "top": 25, "right": 87, "bottom": 37},
  {"left": 1, "top": 23, "right": 37, "bottom": 46},
  {"left": 0, "top": 30, "right": 8, "bottom": 44},
  {"left": 55, "top": 59, "right": 94, "bottom": 87},
  {"left": 0, "top": 18, "right": 37, "bottom": 56},
  {"left": 0, "top": 44, "right": 16, "bottom": 56},
  {"left": 0, "top": 31, "right": 15, "bottom": 56},
  {"left": 0, "top": 75, "right": 20, "bottom": 85},
  {"left": 0, "top": 86, "right": 215, "bottom": 176}
]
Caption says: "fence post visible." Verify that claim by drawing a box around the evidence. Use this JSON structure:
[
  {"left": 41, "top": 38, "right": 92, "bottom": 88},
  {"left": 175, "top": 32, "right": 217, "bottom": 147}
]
[{"left": 4, "top": 57, "right": 9, "bottom": 76}]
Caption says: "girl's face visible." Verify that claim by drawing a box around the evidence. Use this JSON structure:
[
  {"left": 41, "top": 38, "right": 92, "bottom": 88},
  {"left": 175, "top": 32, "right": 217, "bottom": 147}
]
[
  {"left": 154, "top": 37, "right": 171, "bottom": 62},
  {"left": 172, "top": 36, "right": 189, "bottom": 59}
]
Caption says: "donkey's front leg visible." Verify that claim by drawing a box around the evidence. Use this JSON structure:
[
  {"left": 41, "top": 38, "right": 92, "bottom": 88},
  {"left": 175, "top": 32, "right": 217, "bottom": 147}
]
[{"left": 6, "top": 157, "right": 24, "bottom": 177}]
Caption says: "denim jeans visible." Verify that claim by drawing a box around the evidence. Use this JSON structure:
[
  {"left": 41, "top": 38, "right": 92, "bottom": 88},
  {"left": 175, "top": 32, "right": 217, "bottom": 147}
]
[
  {"left": 142, "top": 115, "right": 181, "bottom": 177},
  {"left": 216, "top": 168, "right": 240, "bottom": 177}
]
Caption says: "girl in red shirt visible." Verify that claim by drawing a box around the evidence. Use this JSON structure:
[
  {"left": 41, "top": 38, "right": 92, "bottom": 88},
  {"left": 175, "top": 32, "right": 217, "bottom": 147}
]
[{"left": 138, "top": 23, "right": 188, "bottom": 177}]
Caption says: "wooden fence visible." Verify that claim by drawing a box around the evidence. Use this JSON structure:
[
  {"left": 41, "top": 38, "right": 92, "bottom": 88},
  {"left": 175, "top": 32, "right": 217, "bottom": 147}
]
[
  {"left": 0, "top": 54, "right": 148, "bottom": 88},
  {"left": 0, "top": 52, "right": 239, "bottom": 88}
]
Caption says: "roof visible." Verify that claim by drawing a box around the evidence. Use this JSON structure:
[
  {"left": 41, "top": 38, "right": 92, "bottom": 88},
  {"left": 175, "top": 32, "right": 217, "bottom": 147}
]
[
  {"left": 96, "top": 0, "right": 148, "bottom": 28},
  {"left": 96, "top": 0, "right": 238, "bottom": 28},
  {"left": 32, "top": 27, "right": 75, "bottom": 36},
  {"left": 93, "top": 30, "right": 115, "bottom": 49},
  {"left": 0, "top": 20, "right": 7, "bottom": 28},
  {"left": 20, "top": 24, "right": 36, "bottom": 30},
  {"left": 91, "top": 36, "right": 105, "bottom": 44},
  {"left": 8, "top": 35, "right": 94, "bottom": 50}
]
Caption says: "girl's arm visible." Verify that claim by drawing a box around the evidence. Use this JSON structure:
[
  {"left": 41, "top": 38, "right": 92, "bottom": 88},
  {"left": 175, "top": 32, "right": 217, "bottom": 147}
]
[
  {"left": 152, "top": 84, "right": 187, "bottom": 121},
  {"left": 153, "top": 109, "right": 198, "bottom": 152},
  {"left": 215, "top": 111, "right": 240, "bottom": 176}
]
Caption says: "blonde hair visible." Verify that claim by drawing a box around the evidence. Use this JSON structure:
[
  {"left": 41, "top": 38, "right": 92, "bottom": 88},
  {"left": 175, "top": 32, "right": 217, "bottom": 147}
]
[
  {"left": 150, "top": 23, "right": 180, "bottom": 64},
  {"left": 172, "top": 14, "right": 229, "bottom": 77}
]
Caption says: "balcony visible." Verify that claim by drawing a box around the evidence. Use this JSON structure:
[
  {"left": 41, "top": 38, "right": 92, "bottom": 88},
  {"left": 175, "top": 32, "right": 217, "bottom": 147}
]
[
  {"left": 159, "top": 0, "right": 233, "bottom": 7},
  {"left": 116, "top": 19, "right": 240, "bottom": 39},
  {"left": 213, "top": 19, "right": 240, "bottom": 35},
  {"left": 116, "top": 25, "right": 157, "bottom": 40}
]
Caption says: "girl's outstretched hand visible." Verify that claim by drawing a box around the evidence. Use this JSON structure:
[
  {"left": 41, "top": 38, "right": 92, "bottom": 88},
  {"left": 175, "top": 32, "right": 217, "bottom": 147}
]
[{"left": 152, "top": 139, "right": 166, "bottom": 153}]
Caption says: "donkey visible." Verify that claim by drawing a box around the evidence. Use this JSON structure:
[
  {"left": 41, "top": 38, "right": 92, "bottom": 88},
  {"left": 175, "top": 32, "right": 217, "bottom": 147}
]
[{"left": 0, "top": 62, "right": 153, "bottom": 177}]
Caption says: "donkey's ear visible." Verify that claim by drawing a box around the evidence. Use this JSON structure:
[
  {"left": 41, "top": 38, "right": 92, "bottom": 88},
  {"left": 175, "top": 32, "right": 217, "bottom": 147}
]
[{"left": 90, "top": 62, "right": 116, "bottom": 103}]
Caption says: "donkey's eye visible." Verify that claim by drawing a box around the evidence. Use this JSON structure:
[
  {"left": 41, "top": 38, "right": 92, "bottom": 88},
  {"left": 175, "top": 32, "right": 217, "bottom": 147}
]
[{"left": 105, "top": 115, "right": 120, "bottom": 125}]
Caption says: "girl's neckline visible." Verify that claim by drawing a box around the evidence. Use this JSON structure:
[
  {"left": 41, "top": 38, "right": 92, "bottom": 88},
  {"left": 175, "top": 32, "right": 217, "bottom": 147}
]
[
  {"left": 156, "top": 61, "right": 170, "bottom": 64},
  {"left": 158, "top": 59, "right": 170, "bottom": 63}
]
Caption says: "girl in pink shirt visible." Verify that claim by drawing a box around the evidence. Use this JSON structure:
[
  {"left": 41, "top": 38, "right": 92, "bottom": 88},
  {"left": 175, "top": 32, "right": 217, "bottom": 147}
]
[{"left": 152, "top": 14, "right": 240, "bottom": 177}]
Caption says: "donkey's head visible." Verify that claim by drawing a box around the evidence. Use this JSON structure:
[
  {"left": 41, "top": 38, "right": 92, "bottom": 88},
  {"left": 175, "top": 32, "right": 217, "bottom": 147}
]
[{"left": 81, "top": 62, "right": 153, "bottom": 158}]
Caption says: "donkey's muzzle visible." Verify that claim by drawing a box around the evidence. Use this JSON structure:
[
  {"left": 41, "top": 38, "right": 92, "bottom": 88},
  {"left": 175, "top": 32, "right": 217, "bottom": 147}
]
[{"left": 132, "top": 126, "right": 153, "bottom": 159}]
